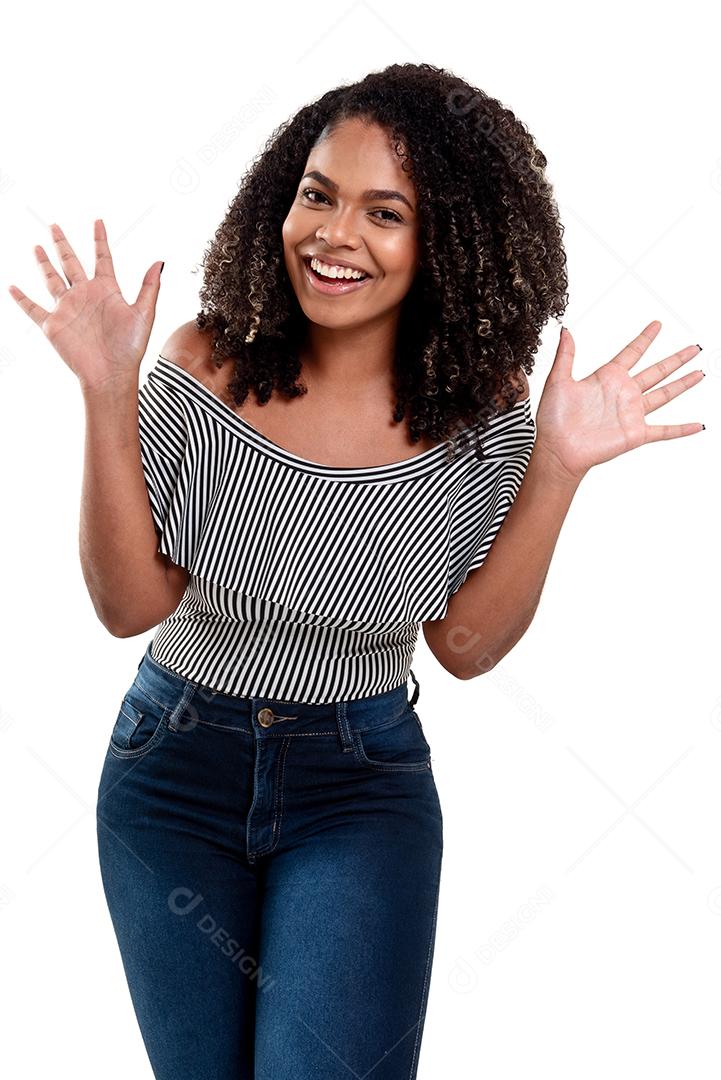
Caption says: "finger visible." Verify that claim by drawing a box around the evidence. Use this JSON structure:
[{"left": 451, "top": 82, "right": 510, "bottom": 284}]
[
  {"left": 633, "top": 343, "right": 702, "bottom": 394},
  {"left": 547, "top": 325, "right": 575, "bottom": 382},
  {"left": 34, "top": 244, "right": 70, "bottom": 301},
  {"left": 48, "top": 222, "right": 88, "bottom": 286},
  {"left": 609, "top": 319, "right": 662, "bottom": 372},
  {"left": 94, "top": 218, "right": 118, "bottom": 280},
  {"left": 7, "top": 283, "right": 51, "bottom": 328},
  {"left": 643, "top": 420, "right": 704, "bottom": 443},
  {"left": 641, "top": 368, "right": 704, "bottom": 414},
  {"left": 133, "top": 261, "right": 163, "bottom": 320}
]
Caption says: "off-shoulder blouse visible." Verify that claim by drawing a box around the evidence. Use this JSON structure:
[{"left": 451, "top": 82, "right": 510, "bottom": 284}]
[{"left": 137, "top": 355, "right": 535, "bottom": 703}]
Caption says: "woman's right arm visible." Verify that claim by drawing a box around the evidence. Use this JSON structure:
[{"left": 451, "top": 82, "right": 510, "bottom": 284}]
[
  {"left": 8, "top": 219, "right": 188, "bottom": 637},
  {"left": 79, "top": 370, "right": 189, "bottom": 637}
]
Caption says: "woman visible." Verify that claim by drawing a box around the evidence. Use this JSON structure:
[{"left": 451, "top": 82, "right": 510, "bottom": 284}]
[{"left": 9, "top": 62, "right": 703, "bottom": 1080}]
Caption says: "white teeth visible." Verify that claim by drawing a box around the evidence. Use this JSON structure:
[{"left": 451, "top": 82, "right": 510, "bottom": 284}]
[{"left": 309, "top": 256, "right": 367, "bottom": 281}]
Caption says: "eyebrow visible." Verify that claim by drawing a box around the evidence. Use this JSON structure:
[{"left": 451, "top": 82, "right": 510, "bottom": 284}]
[{"left": 300, "top": 170, "right": 415, "bottom": 213}]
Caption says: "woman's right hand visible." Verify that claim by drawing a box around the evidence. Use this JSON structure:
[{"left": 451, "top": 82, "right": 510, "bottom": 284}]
[{"left": 8, "top": 219, "right": 163, "bottom": 392}]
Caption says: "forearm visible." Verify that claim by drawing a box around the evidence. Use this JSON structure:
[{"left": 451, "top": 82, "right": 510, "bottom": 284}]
[
  {"left": 78, "top": 374, "right": 178, "bottom": 636},
  {"left": 438, "top": 444, "right": 583, "bottom": 677}
]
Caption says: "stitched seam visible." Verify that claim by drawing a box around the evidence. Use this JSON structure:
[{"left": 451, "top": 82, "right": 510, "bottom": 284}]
[
  {"left": 352, "top": 732, "right": 431, "bottom": 773},
  {"left": 194, "top": 719, "right": 255, "bottom": 735},
  {"left": 193, "top": 720, "right": 338, "bottom": 737},
  {"left": 354, "top": 710, "right": 412, "bottom": 736},
  {"left": 108, "top": 709, "right": 170, "bottom": 759},
  {"left": 249, "top": 740, "right": 292, "bottom": 859},
  {"left": 168, "top": 682, "right": 199, "bottom": 732},
  {"left": 266, "top": 730, "right": 337, "bottom": 737},
  {"left": 408, "top": 872, "right": 441, "bottom": 1078},
  {"left": 268, "top": 738, "right": 290, "bottom": 854},
  {"left": 245, "top": 733, "right": 263, "bottom": 854},
  {"left": 119, "top": 702, "right": 142, "bottom": 725},
  {"left": 131, "top": 675, "right": 174, "bottom": 712}
]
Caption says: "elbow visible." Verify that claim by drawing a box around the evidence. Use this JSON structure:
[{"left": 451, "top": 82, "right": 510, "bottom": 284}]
[
  {"left": 81, "top": 570, "right": 146, "bottom": 638},
  {"left": 451, "top": 643, "right": 504, "bottom": 680},
  {"left": 454, "top": 666, "right": 481, "bottom": 681},
  {"left": 452, "top": 660, "right": 496, "bottom": 681},
  {"left": 107, "top": 610, "right": 164, "bottom": 637},
  {"left": 85, "top": 571, "right": 184, "bottom": 638},
  {"left": 95, "top": 603, "right": 156, "bottom": 638},
  {"left": 102, "top": 614, "right": 144, "bottom": 638},
  {"left": 424, "top": 620, "right": 498, "bottom": 681},
  {"left": 111, "top": 624, "right": 145, "bottom": 639},
  {"left": 440, "top": 655, "right": 496, "bottom": 681},
  {"left": 86, "top": 596, "right": 131, "bottom": 638},
  {"left": 455, "top": 631, "right": 529, "bottom": 679},
  {"left": 98, "top": 596, "right": 177, "bottom": 637}
]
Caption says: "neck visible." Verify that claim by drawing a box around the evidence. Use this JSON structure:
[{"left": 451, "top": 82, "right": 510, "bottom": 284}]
[{"left": 299, "top": 317, "right": 400, "bottom": 399}]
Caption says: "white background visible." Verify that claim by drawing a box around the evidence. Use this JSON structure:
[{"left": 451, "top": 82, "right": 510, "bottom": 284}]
[{"left": 1, "top": 0, "right": 719, "bottom": 1076}]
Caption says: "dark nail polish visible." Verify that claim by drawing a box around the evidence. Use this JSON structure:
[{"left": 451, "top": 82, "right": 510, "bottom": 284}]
[
  {"left": 702, "top": 424, "right": 706, "bottom": 430},
  {"left": 160, "top": 262, "right": 165, "bottom": 276},
  {"left": 701, "top": 371, "right": 706, "bottom": 377},
  {"left": 696, "top": 344, "right": 703, "bottom": 351}
]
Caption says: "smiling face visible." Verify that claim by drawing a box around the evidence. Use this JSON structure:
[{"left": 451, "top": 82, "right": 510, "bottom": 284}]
[{"left": 282, "top": 117, "right": 420, "bottom": 333}]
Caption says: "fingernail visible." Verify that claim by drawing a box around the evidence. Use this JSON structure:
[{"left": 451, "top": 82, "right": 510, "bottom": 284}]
[
  {"left": 702, "top": 424, "right": 706, "bottom": 430},
  {"left": 160, "top": 262, "right": 165, "bottom": 276},
  {"left": 696, "top": 344, "right": 703, "bottom": 351}
]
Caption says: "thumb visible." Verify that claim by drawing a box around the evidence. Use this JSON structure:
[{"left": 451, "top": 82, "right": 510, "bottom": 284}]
[
  {"left": 549, "top": 324, "right": 575, "bottom": 382},
  {"left": 134, "top": 260, "right": 164, "bottom": 320}
]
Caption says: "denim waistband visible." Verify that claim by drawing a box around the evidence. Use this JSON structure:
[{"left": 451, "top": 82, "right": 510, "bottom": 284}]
[{"left": 131, "top": 641, "right": 422, "bottom": 741}]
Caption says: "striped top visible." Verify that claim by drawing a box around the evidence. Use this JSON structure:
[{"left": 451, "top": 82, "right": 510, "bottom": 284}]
[{"left": 138, "top": 355, "right": 535, "bottom": 703}]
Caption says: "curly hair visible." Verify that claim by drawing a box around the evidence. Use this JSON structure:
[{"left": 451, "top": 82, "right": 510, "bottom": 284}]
[{"left": 194, "top": 61, "right": 569, "bottom": 462}]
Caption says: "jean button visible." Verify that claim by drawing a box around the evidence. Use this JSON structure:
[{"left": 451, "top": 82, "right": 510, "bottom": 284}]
[{"left": 258, "top": 707, "right": 274, "bottom": 728}]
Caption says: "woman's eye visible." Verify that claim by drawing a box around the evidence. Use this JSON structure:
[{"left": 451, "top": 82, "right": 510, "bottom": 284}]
[
  {"left": 372, "top": 208, "right": 402, "bottom": 223},
  {"left": 301, "top": 188, "right": 328, "bottom": 205},
  {"left": 299, "top": 188, "right": 402, "bottom": 224}
]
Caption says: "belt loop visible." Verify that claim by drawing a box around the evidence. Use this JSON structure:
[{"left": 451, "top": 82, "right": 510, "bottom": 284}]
[
  {"left": 335, "top": 699, "right": 355, "bottom": 753},
  {"left": 168, "top": 681, "right": 198, "bottom": 733},
  {"left": 408, "top": 668, "right": 420, "bottom": 707}
]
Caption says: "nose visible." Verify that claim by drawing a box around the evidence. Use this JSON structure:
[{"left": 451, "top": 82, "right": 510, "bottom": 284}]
[{"left": 316, "top": 206, "right": 362, "bottom": 250}]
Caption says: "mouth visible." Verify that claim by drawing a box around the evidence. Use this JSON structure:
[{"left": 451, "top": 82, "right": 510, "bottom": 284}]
[{"left": 301, "top": 255, "right": 374, "bottom": 296}]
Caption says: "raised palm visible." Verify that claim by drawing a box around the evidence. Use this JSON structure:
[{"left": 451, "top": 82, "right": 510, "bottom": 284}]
[
  {"left": 535, "top": 321, "right": 705, "bottom": 483},
  {"left": 8, "top": 220, "right": 163, "bottom": 391}
]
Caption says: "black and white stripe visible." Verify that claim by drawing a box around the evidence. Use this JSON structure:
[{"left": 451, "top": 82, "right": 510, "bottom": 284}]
[{"left": 138, "top": 355, "right": 535, "bottom": 703}]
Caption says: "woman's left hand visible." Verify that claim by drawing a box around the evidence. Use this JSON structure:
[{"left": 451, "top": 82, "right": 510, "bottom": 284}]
[{"left": 533, "top": 320, "right": 705, "bottom": 485}]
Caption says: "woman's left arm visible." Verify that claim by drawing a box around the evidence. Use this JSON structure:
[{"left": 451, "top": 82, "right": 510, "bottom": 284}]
[{"left": 423, "top": 319, "right": 705, "bottom": 679}]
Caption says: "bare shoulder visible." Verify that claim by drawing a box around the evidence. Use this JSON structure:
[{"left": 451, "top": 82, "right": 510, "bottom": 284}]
[{"left": 159, "top": 321, "right": 224, "bottom": 389}]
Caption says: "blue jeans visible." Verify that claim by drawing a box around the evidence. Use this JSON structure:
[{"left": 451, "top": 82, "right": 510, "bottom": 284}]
[{"left": 96, "top": 642, "right": 444, "bottom": 1079}]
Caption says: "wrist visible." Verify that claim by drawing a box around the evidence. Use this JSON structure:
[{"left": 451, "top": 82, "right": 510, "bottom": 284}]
[
  {"left": 527, "top": 439, "right": 587, "bottom": 493},
  {"left": 80, "top": 369, "right": 139, "bottom": 399}
]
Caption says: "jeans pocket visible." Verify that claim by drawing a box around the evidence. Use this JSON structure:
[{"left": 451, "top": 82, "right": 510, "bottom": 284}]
[
  {"left": 352, "top": 707, "right": 432, "bottom": 773},
  {"left": 108, "top": 680, "right": 172, "bottom": 761}
]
